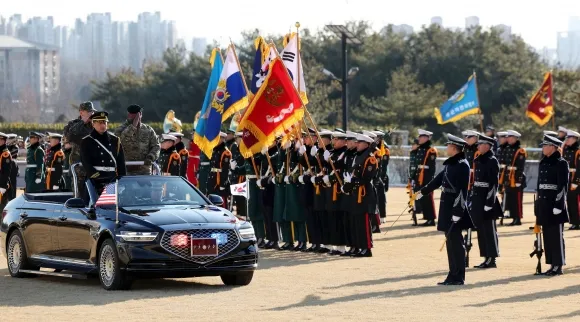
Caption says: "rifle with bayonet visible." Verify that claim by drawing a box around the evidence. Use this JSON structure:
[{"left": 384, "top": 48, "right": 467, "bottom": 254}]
[
  {"left": 407, "top": 180, "right": 418, "bottom": 226},
  {"left": 530, "top": 224, "right": 543, "bottom": 275},
  {"left": 464, "top": 228, "right": 472, "bottom": 267}
]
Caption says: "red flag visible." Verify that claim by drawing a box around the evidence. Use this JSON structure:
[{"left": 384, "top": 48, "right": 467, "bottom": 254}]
[
  {"left": 237, "top": 57, "right": 304, "bottom": 157},
  {"left": 526, "top": 72, "right": 554, "bottom": 126}
]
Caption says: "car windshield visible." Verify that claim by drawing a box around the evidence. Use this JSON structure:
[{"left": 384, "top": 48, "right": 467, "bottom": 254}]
[{"left": 112, "top": 176, "right": 209, "bottom": 208}]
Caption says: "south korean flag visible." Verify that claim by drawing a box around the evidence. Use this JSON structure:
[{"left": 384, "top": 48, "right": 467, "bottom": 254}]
[{"left": 280, "top": 34, "right": 308, "bottom": 104}]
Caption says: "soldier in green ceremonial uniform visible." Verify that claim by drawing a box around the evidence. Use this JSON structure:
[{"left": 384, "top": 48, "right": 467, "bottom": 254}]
[
  {"left": 298, "top": 130, "right": 319, "bottom": 251},
  {"left": 246, "top": 152, "right": 266, "bottom": 247},
  {"left": 229, "top": 131, "right": 247, "bottom": 217},
  {"left": 25, "top": 131, "right": 45, "bottom": 193},
  {"left": 274, "top": 137, "right": 294, "bottom": 250},
  {"left": 283, "top": 137, "right": 308, "bottom": 251},
  {"left": 158, "top": 134, "right": 181, "bottom": 176}
]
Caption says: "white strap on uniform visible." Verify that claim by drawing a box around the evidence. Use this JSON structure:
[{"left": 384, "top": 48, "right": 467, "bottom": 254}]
[
  {"left": 94, "top": 166, "right": 115, "bottom": 172},
  {"left": 26, "top": 164, "right": 37, "bottom": 168}
]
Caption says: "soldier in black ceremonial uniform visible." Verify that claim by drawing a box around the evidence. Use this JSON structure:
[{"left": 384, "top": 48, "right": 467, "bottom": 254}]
[
  {"left": 43, "top": 133, "right": 65, "bottom": 191},
  {"left": 0, "top": 133, "right": 13, "bottom": 212},
  {"left": 25, "top": 131, "right": 45, "bottom": 193},
  {"left": 6, "top": 134, "right": 19, "bottom": 201},
  {"left": 283, "top": 137, "right": 307, "bottom": 251},
  {"left": 462, "top": 130, "right": 480, "bottom": 189},
  {"left": 80, "top": 112, "right": 127, "bottom": 200},
  {"left": 411, "top": 129, "right": 438, "bottom": 226},
  {"left": 362, "top": 130, "right": 381, "bottom": 233},
  {"left": 309, "top": 129, "right": 334, "bottom": 253},
  {"left": 373, "top": 130, "right": 390, "bottom": 224},
  {"left": 298, "top": 129, "right": 320, "bottom": 252},
  {"left": 258, "top": 142, "right": 280, "bottom": 249},
  {"left": 502, "top": 130, "right": 527, "bottom": 226},
  {"left": 340, "top": 131, "right": 360, "bottom": 256},
  {"left": 324, "top": 129, "right": 348, "bottom": 255},
  {"left": 470, "top": 135, "right": 501, "bottom": 268},
  {"left": 408, "top": 138, "right": 423, "bottom": 221},
  {"left": 158, "top": 134, "right": 181, "bottom": 176},
  {"left": 169, "top": 132, "right": 189, "bottom": 179},
  {"left": 563, "top": 130, "right": 580, "bottom": 230},
  {"left": 536, "top": 134, "right": 569, "bottom": 276},
  {"left": 341, "top": 133, "right": 378, "bottom": 257},
  {"left": 207, "top": 132, "right": 231, "bottom": 207},
  {"left": 416, "top": 134, "right": 474, "bottom": 285},
  {"left": 557, "top": 126, "right": 568, "bottom": 142},
  {"left": 246, "top": 152, "right": 266, "bottom": 247},
  {"left": 484, "top": 125, "right": 498, "bottom": 154},
  {"left": 496, "top": 131, "right": 509, "bottom": 224},
  {"left": 229, "top": 132, "right": 247, "bottom": 218}
]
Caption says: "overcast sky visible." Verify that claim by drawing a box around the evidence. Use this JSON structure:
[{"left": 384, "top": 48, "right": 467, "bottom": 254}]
[{"left": 3, "top": 0, "right": 580, "bottom": 48}]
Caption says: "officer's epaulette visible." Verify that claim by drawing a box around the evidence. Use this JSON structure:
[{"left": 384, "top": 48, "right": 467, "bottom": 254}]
[
  {"left": 54, "top": 150, "right": 65, "bottom": 157},
  {"left": 170, "top": 153, "right": 180, "bottom": 160},
  {"left": 517, "top": 147, "right": 527, "bottom": 157},
  {"left": 179, "top": 149, "right": 188, "bottom": 155},
  {"left": 1, "top": 151, "right": 10, "bottom": 158}
]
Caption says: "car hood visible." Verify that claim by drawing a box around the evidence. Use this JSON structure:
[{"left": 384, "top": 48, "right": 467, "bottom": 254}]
[{"left": 121, "top": 205, "right": 238, "bottom": 227}]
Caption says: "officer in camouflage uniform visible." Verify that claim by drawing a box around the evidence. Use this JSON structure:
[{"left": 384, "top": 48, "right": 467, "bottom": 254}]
[
  {"left": 43, "top": 133, "right": 65, "bottom": 191},
  {"left": 114, "top": 105, "right": 160, "bottom": 175},
  {"left": 229, "top": 132, "right": 247, "bottom": 217},
  {"left": 158, "top": 134, "right": 181, "bottom": 176},
  {"left": 25, "top": 131, "right": 45, "bottom": 193},
  {"left": 63, "top": 101, "right": 95, "bottom": 196}
]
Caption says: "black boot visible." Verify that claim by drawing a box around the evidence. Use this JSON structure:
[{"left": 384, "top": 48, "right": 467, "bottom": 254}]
[
  {"left": 474, "top": 258, "right": 490, "bottom": 269},
  {"left": 545, "top": 266, "right": 563, "bottom": 276}
]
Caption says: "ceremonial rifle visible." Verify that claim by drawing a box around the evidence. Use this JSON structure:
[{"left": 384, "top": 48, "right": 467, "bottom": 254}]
[
  {"left": 464, "top": 228, "right": 473, "bottom": 267},
  {"left": 407, "top": 180, "right": 418, "bottom": 226},
  {"left": 529, "top": 225, "right": 543, "bottom": 275}
]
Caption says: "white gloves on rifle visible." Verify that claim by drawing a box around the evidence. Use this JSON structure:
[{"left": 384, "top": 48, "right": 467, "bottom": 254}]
[
  {"left": 261, "top": 146, "right": 268, "bottom": 155},
  {"left": 0, "top": 188, "right": 5, "bottom": 195},
  {"left": 415, "top": 192, "right": 423, "bottom": 200},
  {"left": 344, "top": 172, "right": 352, "bottom": 183},
  {"left": 553, "top": 208, "right": 562, "bottom": 215},
  {"left": 484, "top": 206, "right": 493, "bottom": 212},
  {"left": 452, "top": 215, "right": 461, "bottom": 223},
  {"left": 283, "top": 140, "right": 292, "bottom": 150},
  {"left": 298, "top": 145, "right": 307, "bottom": 155},
  {"left": 310, "top": 146, "right": 319, "bottom": 157},
  {"left": 284, "top": 175, "right": 290, "bottom": 184},
  {"left": 298, "top": 175, "right": 304, "bottom": 184},
  {"left": 310, "top": 176, "right": 316, "bottom": 184},
  {"left": 35, "top": 178, "right": 41, "bottom": 184},
  {"left": 53, "top": 185, "right": 59, "bottom": 190},
  {"left": 219, "top": 186, "right": 225, "bottom": 191},
  {"left": 230, "top": 160, "right": 237, "bottom": 170},
  {"left": 515, "top": 183, "right": 521, "bottom": 187},
  {"left": 322, "top": 175, "right": 330, "bottom": 186},
  {"left": 572, "top": 184, "right": 578, "bottom": 190},
  {"left": 323, "top": 150, "right": 331, "bottom": 161},
  {"left": 256, "top": 180, "right": 262, "bottom": 188}
]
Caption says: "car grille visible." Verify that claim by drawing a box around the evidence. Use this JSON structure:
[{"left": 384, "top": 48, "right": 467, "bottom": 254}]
[{"left": 160, "top": 229, "right": 240, "bottom": 264}]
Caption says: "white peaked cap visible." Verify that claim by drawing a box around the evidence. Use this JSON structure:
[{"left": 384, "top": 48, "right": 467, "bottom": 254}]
[
  {"left": 506, "top": 130, "right": 521, "bottom": 138},
  {"left": 356, "top": 134, "right": 374, "bottom": 143},
  {"left": 418, "top": 129, "right": 433, "bottom": 136},
  {"left": 161, "top": 134, "right": 178, "bottom": 142}
]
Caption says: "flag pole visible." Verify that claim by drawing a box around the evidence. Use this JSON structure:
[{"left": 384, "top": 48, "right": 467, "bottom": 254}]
[
  {"left": 115, "top": 179, "right": 119, "bottom": 225},
  {"left": 473, "top": 71, "right": 484, "bottom": 133},
  {"left": 229, "top": 39, "right": 251, "bottom": 96},
  {"left": 550, "top": 70, "right": 556, "bottom": 130}
]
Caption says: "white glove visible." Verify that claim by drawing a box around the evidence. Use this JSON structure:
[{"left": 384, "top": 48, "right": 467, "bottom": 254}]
[
  {"left": 452, "top": 215, "right": 461, "bottom": 223},
  {"left": 230, "top": 160, "right": 237, "bottom": 170},
  {"left": 294, "top": 140, "right": 302, "bottom": 149},
  {"left": 35, "top": 178, "right": 41, "bottom": 184},
  {"left": 298, "top": 145, "right": 307, "bottom": 155},
  {"left": 261, "top": 146, "right": 268, "bottom": 155},
  {"left": 572, "top": 184, "right": 578, "bottom": 189},
  {"left": 515, "top": 183, "right": 521, "bottom": 187},
  {"left": 504, "top": 211, "right": 511, "bottom": 218},
  {"left": 284, "top": 175, "right": 290, "bottom": 184},
  {"left": 0, "top": 188, "right": 5, "bottom": 195},
  {"left": 415, "top": 192, "right": 423, "bottom": 200},
  {"left": 553, "top": 208, "right": 562, "bottom": 215},
  {"left": 323, "top": 150, "right": 331, "bottom": 161},
  {"left": 330, "top": 170, "right": 335, "bottom": 176},
  {"left": 283, "top": 140, "right": 292, "bottom": 150},
  {"left": 344, "top": 172, "right": 352, "bottom": 183},
  {"left": 268, "top": 176, "right": 274, "bottom": 184},
  {"left": 310, "top": 176, "right": 316, "bottom": 184},
  {"left": 323, "top": 175, "right": 330, "bottom": 185},
  {"left": 298, "top": 175, "right": 304, "bottom": 184},
  {"left": 53, "top": 185, "right": 59, "bottom": 190},
  {"left": 256, "top": 180, "right": 262, "bottom": 188},
  {"left": 310, "top": 146, "right": 319, "bottom": 156},
  {"left": 219, "top": 187, "right": 225, "bottom": 191},
  {"left": 484, "top": 206, "right": 493, "bottom": 212}
]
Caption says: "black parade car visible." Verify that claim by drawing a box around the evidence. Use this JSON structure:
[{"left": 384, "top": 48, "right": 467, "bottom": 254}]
[{"left": 0, "top": 173, "right": 258, "bottom": 290}]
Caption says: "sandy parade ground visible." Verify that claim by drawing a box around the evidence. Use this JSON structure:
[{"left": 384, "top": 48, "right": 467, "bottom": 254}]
[{"left": 1, "top": 187, "right": 579, "bottom": 321}]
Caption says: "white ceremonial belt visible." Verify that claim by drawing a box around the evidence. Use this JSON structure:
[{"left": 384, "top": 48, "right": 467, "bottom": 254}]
[
  {"left": 246, "top": 175, "right": 257, "bottom": 179},
  {"left": 45, "top": 168, "right": 55, "bottom": 172},
  {"left": 190, "top": 155, "right": 200, "bottom": 159},
  {"left": 26, "top": 164, "right": 37, "bottom": 168},
  {"left": 473, "top": 181, "right": 489, "bottom": 188},
  {"left": 211, "top": 168, "right": 222, "bottom": 173},
  {"left": 62, "top": 170, "right": 69, "bottom": 173},
  {"left": 539, "top": 184, "right": 557, "bottom": 190},
  {"left": 507, "top": 166, "right": 517, "bottom": 170},
  {"left": 200, "top": 162, "right": 210, "bottom": 166},
  {"left": 418, "top": 165, "right": 429, "bottom": 169},
  {"left": 94, "top": 166, "right": 115, "bottom": 172},
  {"left": 162, "top": 172, "right": 171, "bottom": 176}
]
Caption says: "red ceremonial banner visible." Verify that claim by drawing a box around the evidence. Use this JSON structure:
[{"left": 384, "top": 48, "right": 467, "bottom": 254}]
[
  {"left": 526, "top": 72, "right": 554, "bottom": 126},
  {"left": 237, "top": 57, "right": 304, "bottom": 157}
]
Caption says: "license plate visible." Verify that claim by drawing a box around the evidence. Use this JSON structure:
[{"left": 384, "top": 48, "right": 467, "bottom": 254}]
[
  {"left": 210, "top": 233, "right": 228, "bottom": 245},
  {"left": 191, "top": 238, "right": 218, "bottom": 256}
]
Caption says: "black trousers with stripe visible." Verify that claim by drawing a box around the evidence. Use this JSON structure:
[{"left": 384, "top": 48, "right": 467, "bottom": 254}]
[
  {"left": 477, "top": 219, "right": 499, "bottom": 258},
  {"left": 543, "top": 223, "right": 565, "bottom": 267}
]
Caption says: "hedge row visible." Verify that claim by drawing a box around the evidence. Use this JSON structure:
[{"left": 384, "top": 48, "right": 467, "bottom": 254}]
[{"left": 0, "top": 122, "right": 195, "bottom": 137}]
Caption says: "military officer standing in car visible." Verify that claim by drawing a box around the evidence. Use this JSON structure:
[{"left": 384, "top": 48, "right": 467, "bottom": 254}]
[
  {"left": 25, "top": 131, "right": 45, "bottom": 193},
  {"left": 502, "top": 130, "right": 527, "bottom": 226},
  {"left": 415, "top": 134, "right": 474, "bottom": 285},
  {"left": 412, "top": 129, "right": 438, "bottom": 226},
  {"left": 563, "top": 130, "right": 580, "bottom": 230},
  {"left": 80, "top": 112, "right": 127, "bottom": 198},
  {"left": 536, "top": 134, "right": 570, "bottom": 276},
  {"left": 43, "top": 133, "right": 65, "bottom": 191},
  {"left": 207, "top": 132, "right": 231, "bottom": 206},
  {"left": 64, "top": 101, "right": 95, "bottom": 196},
  {"left": 158, "top": 134, "right": 181, "bottom": 176},
  {"left": 115, "top": 105, "right": 160, "bottom": 175},
  {"left": 470, "top": 134, "right": 501, "bottom": 269},
  {"left": 0, "top": 133, "right": 13, "bottom": 212}
]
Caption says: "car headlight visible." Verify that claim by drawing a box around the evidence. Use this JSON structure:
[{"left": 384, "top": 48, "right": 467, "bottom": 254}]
[
  {"left": 117, "top": 231, "right": 158, "bottom": 242},
  {"left": 238, "top": 227, "right": 256, "bottom": 240}
]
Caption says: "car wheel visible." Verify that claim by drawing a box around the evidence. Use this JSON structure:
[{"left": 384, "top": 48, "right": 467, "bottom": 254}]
[
  {"left": 98, "top": 239, "right": 132, "bottom": 290},
  {"left": 7, "top": 230, "right": 37, "bottom": 277},
  {"left": 220, "top": 271, "right": 254, "bottom": 286}
]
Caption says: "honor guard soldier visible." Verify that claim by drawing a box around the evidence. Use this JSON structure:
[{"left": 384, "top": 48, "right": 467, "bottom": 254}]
[
  {"left": 496, "top": 131, "right": 509, "bottom": 224},
  {"left": 470, "top": 134, "right": 501, "bottom": 268},
  {"left": 340, "top": 131, "right": 360, "bottom": 256},
  {"left": 158, "top": 134, "right": 181, "bottom": 176},
  {"left": 258, "top": 141, "right": 280, "bottom": 250},
  {"left": 502, "top": 130, "right": 527, "bottom": 225},
  {"left": 25, "top": 131, "right": 45, "bottom": 193},
  {"left": 309, "top": 129, "right": 334, "bottom": 253},
  {"left": 6, "top": 134, "right": 19, "bottom": 201},
  {"left": 188, "top": 131, "right": 201, "bottom": 186},
  {"left": 341, "top": 133, "right": 378, "bottom": 257},
  {"left": 557, "top": 126, "right": 568, "bottom": 142},
  {"left": 298, "top": 129, "right": 320, "bottom": 252},
  {"left": 484, "top": 125, "right": 498, "bottom": 154},
  {"left": 373, "top": 130, "right": 390, "bottom": 224},
  {"left": 229, "top": 132, "right": 247, "bottom": 218},
  {"left": 273, "top": 137, "right": 293, "bottom": 250},
  {"left": 282, "top": 137, "right": 307, "bottom": 251},
  {"left": 168, "top": 132, "right": 188, "bottom": 179},
  {"left": 80, "top": 111, "right": 127, "bottom": 198},
  {"left": 362, "top": 130, "right": 381, "bottom": 232},
  {"left": 207, "top": 132, "right": 231, "bottom": 206},
  {"left": 246, "top": 151, "right": 266, "bottom": 247},
  {"left": 62, "top": 139, "right": 72, "bottom": 190},
  {"left": 462, "top": 130, "right": 481, "bottom": 189},
  {"left": 536, "top": 134, "right": 570, "bottom": 276},
  {"left": 0, "top": 133, "right": 13, "bottom": 211},
  {"left": 412, "top": 129, "right": 438, "bottom": 226},
  {"left": 563, "top": 130, "right": 580, "bottom": 230},
  {"left": 325, "top": 129, "right": 348, "bottom": 255},
  {"left": 43, "top": 133, "right": 65, "bottom": 191},
  {"left": 416, "top": 134, "right": 474, "bottom": 285}
]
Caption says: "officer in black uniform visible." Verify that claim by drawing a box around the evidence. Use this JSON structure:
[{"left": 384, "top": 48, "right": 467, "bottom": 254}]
[
  {"left": 298, "top": 129, "right": 319, "bottom": 252},
  {"left": 563, "top": 130, "right": 580, "bottom": 230},
  {"left": 228, "top": 131, "right": 247, "bottom": 217},
  {"left": 168, "top": 132, "right": 189, "bottom": 179},
  {"left": 462, "top": 130, "right": 480, "bottom": 189},
  {"left": 416, "top": 134, "right": 474, "bottom": 285},
  {"left": 536, "top": 134, "right": 569, "bottom": 276},
  {"left": 484, "top": 125, "right": 499, "bottom": 154},
  {"left": 43, "top": 133, "right": 65, "bottom": 191},
  {"left": 371, "top": 130, "right": 389, "bottom": 224},
  {"left": 207, "top": 132, "right": 231, "bottom": 207},
  {"left": 557, "top": 126, "right": 568, "bottom": 142},
  {"left": 0, "top": 133, "right": 13, "bottom": 212},
  {"left": 258, "top": 141, "right": 280, "bottom": 250},
  {"left": 470, "top": 134, "right": 501, "bottom": 268},
  {"left": 341, "top": 131, "right": 360, "bottom": 256},
  {"left": 80, "top": 111, "right": 127, "bottom": 200},
  {"left": 501, "top": 130, "right": 526, "bottom": 226},
  {"left": 412, "top": 129, "right": 438, "bottom": 226},
  {"left": 158, "top": 134, "right": 181, "bottom": 176},
  {"left": 496, "top": 131, "right": 509, "bottom": 225}
]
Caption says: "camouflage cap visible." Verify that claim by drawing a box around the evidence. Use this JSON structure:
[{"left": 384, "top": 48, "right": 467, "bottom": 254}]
[{"left": 80, "top": 101, "right": 96, "bottom": 112}]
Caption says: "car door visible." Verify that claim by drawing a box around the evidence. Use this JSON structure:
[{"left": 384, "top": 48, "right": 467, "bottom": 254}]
[
  {"left": 19, "top": 201, "right": 59, "bottom": 258},
  {"left": 54, "top": 205, "right": 96, "bottom": 261}
]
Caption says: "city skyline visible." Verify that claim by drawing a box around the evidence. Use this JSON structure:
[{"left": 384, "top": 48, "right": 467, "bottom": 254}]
[{"left": 2, "top": 0, "right": 580, "bottom": 49}]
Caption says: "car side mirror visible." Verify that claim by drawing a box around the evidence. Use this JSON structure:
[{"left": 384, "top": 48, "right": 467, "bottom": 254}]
[
  {"left": 208, "top": 194, "right": 224, "bottom": 206},
  {"left": 65, "top": 198, "right": 86, "bottom": 209}
]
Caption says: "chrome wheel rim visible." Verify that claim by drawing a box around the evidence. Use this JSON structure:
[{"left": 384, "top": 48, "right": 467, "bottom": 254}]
[
  {"left": 8, "top": 236, "right": 22, "bottom": 273},
  {"left": 100, "top": 245, "right": 115, "bottom": 286}
]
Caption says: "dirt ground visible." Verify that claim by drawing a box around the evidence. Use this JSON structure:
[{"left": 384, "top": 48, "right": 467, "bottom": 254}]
[{"left": 1, "top": 187, "right": 579, "bottom": 321}]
